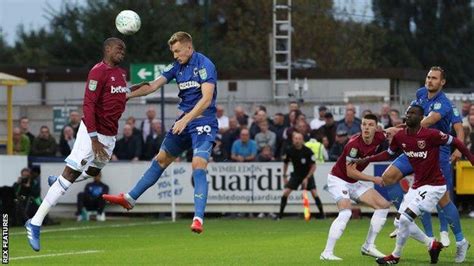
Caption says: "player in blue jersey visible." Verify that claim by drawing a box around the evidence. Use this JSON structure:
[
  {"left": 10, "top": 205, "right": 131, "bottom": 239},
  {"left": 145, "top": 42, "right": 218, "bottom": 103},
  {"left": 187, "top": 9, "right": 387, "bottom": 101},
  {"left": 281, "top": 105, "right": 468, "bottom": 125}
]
[
  {"left": 103, "top": 31, "right": 217, "bottom": 234},
  {"left": 383, "top": 67, "right": 466, "bottom": 252}
]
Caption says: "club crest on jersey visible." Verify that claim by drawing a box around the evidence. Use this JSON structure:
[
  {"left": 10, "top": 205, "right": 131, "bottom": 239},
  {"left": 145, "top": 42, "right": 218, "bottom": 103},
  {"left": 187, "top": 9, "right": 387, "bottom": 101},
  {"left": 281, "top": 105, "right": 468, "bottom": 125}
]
[
  {"left": 88, "top": 80, "right": 98, "bottom": 91},
  {"left": 433, "top": 102, "right": 442, "bottom": 110},
  {"left": 453, "top": 107, "right": 460, "bottom": 116},
  {"left": 417, "top": 140, "right": 426, "bottom": 149},
  {"left": 349, "top": 148, "right": 358, "bottom": 158},
  {"left": 199, "top": 68, "right": 207, "bottom": 80}
]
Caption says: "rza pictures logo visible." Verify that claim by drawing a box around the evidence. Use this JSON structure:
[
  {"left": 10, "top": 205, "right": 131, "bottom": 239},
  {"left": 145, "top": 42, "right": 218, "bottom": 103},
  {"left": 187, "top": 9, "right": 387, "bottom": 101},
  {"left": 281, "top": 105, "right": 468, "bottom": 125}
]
[
  {"left": 417, "top": 140, "right": 426, "bottom": 149},
  {"left": 88, "top": 80, "right": 98, "bottom": 91}
]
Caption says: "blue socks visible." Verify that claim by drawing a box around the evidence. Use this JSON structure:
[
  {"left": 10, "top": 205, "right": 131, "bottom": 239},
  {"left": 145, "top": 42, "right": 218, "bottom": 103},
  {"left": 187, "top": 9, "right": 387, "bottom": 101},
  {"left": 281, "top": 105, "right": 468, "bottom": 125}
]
[
  {"left": 436, "top": 205, "right": 449, "bottom": 232},
  {"left": 443, "top": 201, "right": 464, "bottom": 241},
  {"left": 129, "top": 160, "right": 164, "bottom": 200},
  {"left": 420, "top": 211, "right": 434, "bottom": 237},
  {"left": 386, "top": 183, "right": 404, "bottom": 210},
  {"left": 193, "top": 169, "right": 208, "bottom": 220},
  {"left": 420, "top": 206, "right": 449, "bottom": 237}
]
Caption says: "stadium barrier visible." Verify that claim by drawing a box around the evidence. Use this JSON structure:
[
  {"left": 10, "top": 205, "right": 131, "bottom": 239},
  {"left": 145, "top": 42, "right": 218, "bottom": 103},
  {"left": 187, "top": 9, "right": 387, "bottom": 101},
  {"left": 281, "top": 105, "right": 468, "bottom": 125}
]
[{"left": 39, "top": 161, "right": 383, "bottom": 214}]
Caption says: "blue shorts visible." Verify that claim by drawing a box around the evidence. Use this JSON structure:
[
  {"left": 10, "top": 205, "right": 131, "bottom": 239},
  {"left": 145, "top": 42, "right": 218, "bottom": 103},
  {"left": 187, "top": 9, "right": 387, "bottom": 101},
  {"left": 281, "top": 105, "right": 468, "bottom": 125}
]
[{"left": 160, "top": 115, "right": 218, "bottom": 161}]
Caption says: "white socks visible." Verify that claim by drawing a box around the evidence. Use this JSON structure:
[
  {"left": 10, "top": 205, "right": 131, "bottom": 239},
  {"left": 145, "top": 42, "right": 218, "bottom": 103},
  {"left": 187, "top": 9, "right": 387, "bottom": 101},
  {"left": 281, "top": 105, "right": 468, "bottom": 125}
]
[
  {"left": 393, "top": 214, "right": 412, "bottom": 257},
  {"left": 394, "top": 217, "right": 432, "bottom": 247},
  {"left": 364, "top": 208, "right": 389, "bottom": 248},
  {"left": 323, "top": 209, "right": 352, "bottom": 254},
  {"left": 31, "top": 175, "right": 71, "bottom": 226}
]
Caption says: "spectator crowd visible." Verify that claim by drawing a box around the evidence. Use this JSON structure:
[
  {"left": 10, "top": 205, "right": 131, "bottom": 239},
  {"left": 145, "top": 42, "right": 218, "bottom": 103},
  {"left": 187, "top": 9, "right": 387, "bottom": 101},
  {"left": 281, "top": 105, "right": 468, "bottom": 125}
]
[{"left": 12, "top": 100, "right": 474, "bottom": 163}]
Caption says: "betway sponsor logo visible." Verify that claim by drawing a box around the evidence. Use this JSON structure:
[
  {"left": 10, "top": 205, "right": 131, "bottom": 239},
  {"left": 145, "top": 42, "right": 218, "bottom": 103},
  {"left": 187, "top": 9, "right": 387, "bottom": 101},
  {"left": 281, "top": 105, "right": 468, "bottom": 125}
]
[
  {"left": 178, "top": 81, "right": 200, "bottom": 90},
  {"left": 110, "top": 86, "right": 128, "bottom": 94},
  {"left": 404, "top": 150, "right": 428, "bottom": 159}
]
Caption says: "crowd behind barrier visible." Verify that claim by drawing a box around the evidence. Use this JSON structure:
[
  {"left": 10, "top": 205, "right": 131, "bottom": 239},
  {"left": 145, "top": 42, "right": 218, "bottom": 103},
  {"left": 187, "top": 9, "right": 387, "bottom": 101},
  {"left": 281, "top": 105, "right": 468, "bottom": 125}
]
[{"left": 4, "top": 100, "right": 474, "bottom": 220}]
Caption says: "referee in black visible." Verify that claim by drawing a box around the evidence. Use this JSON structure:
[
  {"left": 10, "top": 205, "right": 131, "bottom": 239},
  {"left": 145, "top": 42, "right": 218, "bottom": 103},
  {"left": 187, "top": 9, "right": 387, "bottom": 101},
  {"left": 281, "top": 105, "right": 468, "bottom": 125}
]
[{"left": 277, "top": 131, "right": 325, "bottom": 219}]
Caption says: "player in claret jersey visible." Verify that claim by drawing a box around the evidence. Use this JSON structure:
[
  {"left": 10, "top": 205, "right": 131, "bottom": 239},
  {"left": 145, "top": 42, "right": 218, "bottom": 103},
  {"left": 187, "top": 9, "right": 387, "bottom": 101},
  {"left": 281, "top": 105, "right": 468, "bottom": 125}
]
[
  {"left": 320, "top": 114, "right": 391, "bottom": 261},
  {"left": 25, "top": 38, "right": 129, "bottom": 251},
  {"left": 356, "top": 105, "right": 474, "bottom": 264}
]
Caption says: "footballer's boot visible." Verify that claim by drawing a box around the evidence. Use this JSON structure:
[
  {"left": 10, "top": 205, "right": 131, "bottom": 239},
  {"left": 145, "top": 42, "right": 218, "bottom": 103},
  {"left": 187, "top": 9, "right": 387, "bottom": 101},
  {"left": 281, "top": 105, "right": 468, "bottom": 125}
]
[
  {"left": 455, "top": 239, "right": 470, "bottom": 263},
  {"left": 361, "top": 245, "right": 386, "bottom": 258},
  {"left": 376, "top": 254, "right": 400, "bottom": 264},
  {"left": 389, "top": 228, "right": 398, "bottom": 238},
  {"left": 319, "top": 252, "right": 342, "bottom": 261},
  {"left": 428, "top": 240, "right": 443, "bottom": 264},
  {"left": 25, "top": 219, "right": 41, "bottom": 252},
  {"left": 440, "top": 231, "right": 450, "bottom": 248},
  {"left": 190, "top": 219, "right": 203, "bottom": 234},
  {"left": 102, "top": 193, "right": 134, "bottom": 210}
]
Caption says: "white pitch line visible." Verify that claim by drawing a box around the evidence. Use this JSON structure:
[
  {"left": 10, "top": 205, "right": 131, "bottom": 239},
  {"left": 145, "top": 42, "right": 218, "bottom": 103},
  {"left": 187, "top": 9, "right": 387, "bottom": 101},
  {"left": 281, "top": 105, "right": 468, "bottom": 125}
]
[
  {"left": 10, "top": 250, "right": 103, "bottom": 260},
  {"left": 11, "top": 221, "right": 168, "bottom": 235}
]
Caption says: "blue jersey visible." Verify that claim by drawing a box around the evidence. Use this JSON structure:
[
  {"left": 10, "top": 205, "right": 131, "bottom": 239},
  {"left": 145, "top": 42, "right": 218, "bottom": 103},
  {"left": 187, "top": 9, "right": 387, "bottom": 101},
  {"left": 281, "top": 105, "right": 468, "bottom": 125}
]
[
  {"left": 413, "top": 87, "right": 462, "bottom": 133},
  {"left": 161, "top": 52, "right": 217, "bottom": 118}
]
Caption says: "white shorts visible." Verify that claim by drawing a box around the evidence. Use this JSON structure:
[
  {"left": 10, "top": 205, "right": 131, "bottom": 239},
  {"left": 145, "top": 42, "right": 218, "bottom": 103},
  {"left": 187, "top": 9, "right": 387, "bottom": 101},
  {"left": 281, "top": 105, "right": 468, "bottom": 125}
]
[
  {"left": 326, "top": 174, "right": 372, "bottom": 202},
  {"left": 65, "top": 121, "right": 116, "bottom": 172},
  {"left": 399, "top": 185, "right": 447, "bottom": 216}
]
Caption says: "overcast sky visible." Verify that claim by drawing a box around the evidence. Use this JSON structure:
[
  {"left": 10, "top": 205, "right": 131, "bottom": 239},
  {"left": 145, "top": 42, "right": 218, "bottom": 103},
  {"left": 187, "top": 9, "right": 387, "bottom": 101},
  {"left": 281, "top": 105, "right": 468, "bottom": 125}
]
[{"left": 0, "top": 0, "right": 372, "bottom": 46}]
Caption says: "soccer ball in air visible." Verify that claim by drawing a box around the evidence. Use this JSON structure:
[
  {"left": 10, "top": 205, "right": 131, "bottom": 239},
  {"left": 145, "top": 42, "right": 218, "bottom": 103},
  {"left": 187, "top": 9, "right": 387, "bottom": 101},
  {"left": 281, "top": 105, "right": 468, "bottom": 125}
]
[{"left": 115, "top": 10, "right": 141, "bottom": 35}]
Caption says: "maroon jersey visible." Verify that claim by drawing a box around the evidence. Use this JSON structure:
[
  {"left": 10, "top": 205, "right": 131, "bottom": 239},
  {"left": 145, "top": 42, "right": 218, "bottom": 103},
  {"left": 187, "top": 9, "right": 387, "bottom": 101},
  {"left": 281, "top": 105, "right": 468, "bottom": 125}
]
[
  {"left": 331, "top": 131, "right": 386, "bottom": 183},
  {"left": 83, "top": 62, "right": 127, "bottom": 136},
  {"left": 388, "top": 127, "right": 452, "bottom": 189}
]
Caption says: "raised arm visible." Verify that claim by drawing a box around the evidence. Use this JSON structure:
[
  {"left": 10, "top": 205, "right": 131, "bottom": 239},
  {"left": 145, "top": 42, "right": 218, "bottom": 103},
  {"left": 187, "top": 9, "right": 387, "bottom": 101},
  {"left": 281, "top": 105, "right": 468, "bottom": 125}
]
[
  {"left": 126, "top": 76, "right": 168, "bottom": 99},
  {"left": 450, "top": 136, "right": 474, "bottom": 165}
]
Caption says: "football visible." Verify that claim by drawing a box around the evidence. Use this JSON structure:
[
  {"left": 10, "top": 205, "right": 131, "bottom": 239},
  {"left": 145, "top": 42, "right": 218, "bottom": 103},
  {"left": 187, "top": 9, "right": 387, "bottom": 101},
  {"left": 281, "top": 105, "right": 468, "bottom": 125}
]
[{"left": 115, "top": 10, "right": 141, "bottom": 35}]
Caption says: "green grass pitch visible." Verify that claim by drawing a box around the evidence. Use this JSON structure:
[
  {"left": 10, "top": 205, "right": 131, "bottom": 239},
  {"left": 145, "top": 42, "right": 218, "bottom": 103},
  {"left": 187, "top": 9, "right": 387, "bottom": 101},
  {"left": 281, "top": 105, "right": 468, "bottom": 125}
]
[{"left": 8, "top": 217, "right": 474, "bottom": 265}]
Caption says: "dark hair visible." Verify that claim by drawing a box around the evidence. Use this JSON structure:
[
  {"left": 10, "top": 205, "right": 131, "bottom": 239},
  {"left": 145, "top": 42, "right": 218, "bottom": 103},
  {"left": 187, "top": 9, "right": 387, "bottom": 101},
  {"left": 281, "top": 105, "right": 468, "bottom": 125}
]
[
  {"left": 410, "top": 104, "right": 424, "bottom": 115},
  {"left": 363, "top": 113, "right": 378, "bottom": 123},
  {"left": 430, "top": 66, "right": 446, "bottom": 80},
  {"left": 103, "top": 37, "right": 125, "bottom": 51}
]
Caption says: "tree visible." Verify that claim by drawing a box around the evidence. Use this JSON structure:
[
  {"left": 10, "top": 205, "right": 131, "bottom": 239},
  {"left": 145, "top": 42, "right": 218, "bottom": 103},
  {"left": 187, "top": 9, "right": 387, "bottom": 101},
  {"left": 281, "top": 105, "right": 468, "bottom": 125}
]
[
  {"left": 0, "top": 28, "right": 15, "bottom": 65},
  {"left": 372, "top": 0, "right": 474, "bottom": 87}
]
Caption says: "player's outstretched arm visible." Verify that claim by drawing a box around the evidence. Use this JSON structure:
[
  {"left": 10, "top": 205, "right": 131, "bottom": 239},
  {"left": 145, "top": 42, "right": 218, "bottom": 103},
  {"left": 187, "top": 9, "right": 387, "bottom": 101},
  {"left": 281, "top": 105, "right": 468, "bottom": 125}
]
[
  {"left": 450, "top": 137, "right": 474, "bottom": 165},
  {"left": 351, "top": 150, "right": 393, "bottom": 165},
  {"left": 126, "top": 76, "right": 167, "bottom": 99}
]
